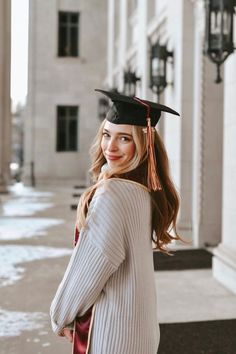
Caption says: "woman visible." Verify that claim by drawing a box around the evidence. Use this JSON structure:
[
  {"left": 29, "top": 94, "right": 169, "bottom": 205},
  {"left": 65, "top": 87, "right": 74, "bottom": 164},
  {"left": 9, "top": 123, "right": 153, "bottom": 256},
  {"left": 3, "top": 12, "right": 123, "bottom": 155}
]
[{"left": 50, "top": 89, "right": 181, "bottom": 354}]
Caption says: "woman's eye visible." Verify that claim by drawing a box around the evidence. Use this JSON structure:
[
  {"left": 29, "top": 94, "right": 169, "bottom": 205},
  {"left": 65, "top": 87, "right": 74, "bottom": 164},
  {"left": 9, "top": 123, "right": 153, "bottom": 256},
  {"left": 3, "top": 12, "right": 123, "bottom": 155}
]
[
  {"left": 102, "top": 132, "right": 110, "bottom": 138},
  {"left": 120, "top": 136, "right": 130, "bottom": 142}
]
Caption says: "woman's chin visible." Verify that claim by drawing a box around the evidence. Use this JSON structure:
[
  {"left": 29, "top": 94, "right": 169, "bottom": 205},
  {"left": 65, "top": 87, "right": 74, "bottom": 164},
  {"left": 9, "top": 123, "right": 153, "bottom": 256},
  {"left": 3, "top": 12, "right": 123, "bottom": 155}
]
[
  {"left": 107, "top": 160, "right": 121, "bottom": 168},
  {"left": 107, "top": 161, "right": 120, "bottom": 169},
  {"left": 106, "top": 160, "right": 124, "bottom": 170}
]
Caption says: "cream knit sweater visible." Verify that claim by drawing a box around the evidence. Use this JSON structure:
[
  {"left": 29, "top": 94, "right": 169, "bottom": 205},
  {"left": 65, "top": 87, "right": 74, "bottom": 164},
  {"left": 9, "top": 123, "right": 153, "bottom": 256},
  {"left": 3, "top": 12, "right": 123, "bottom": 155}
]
[{"left": 50, "top": 178, "right": 160, "bottom": 354}]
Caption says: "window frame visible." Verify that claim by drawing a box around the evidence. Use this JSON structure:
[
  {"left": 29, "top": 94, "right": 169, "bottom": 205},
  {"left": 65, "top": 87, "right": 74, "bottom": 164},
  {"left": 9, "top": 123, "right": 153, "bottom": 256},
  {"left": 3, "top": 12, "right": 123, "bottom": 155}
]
[
  {"left": 56, "top": 105, "right": 79, "bottom": 152},
  {"left": 58, "top": 11, "right": 80, "bottom": 57}
]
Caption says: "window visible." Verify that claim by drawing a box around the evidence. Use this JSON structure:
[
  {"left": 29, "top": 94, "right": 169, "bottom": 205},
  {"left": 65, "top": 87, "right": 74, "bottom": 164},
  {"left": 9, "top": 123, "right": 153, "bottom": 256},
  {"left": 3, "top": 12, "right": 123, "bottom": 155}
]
[
  {"left": 56, "top": 106, "right": 78, "bottom": 152},
  {"left": 58, "top": 11, "right": 79, "bottom": 57}
]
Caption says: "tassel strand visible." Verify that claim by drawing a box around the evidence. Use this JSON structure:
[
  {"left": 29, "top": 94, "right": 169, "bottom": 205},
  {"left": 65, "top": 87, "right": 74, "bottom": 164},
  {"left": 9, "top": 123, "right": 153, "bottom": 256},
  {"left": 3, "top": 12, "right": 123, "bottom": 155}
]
[
  {"left": 134, "top": 97, "right": 162, "bottom": 191},
  {"left": 146, "top": 117, "right": 162, "bottom": 191}
]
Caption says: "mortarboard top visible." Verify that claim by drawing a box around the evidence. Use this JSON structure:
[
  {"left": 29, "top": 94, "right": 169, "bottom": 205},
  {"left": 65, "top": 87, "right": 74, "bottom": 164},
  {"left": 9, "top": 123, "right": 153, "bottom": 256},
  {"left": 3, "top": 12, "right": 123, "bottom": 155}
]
[{"left": 95, "top": 89, "right": 180, "bottom": 127}]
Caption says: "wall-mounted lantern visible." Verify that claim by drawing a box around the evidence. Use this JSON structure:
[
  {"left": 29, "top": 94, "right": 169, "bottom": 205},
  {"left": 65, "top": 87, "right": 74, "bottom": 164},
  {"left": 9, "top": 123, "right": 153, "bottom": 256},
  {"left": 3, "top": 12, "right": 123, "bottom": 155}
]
[
  {"left": 204, "top": 0, "right": 236, "bottom": 83},
  {"left": 98, "top": 97, "right": 109, "bottom": 121},
  {"left": 150, "top": 42, "right": 173, "bottom": 100},
  {"left": 123, "top": 69, "right": 141, "bottom": 96}
]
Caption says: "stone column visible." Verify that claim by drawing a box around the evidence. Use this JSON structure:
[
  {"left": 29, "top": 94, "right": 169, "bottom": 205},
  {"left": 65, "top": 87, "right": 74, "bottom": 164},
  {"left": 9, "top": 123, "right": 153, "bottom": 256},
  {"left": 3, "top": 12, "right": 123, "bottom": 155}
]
[
  {"left": 0, "top": 0, "right": 11, "bottom": 193},
  {"left": 107, "top": 0, "right": 115, "bottom": 88},
  {"left": 192, "top": 0, "right": 223, "bottom": 247},
  {"left": 118, "top": 0, "right": 127, "bottom": 90},
  {"left": 137, "top": 0, "right": 148, "bottom": 98},
  {"left": 177, "top": 0, "right": 195, "bottom": 242},
  {"left": 23, "top": 0, "right": 36, "bottom": 186},
  {"left": 197, "top": 56, "right": 223, "bottom": 247},
  {"left": 213, "top": 50, "right": 236, "bottom": 294}
]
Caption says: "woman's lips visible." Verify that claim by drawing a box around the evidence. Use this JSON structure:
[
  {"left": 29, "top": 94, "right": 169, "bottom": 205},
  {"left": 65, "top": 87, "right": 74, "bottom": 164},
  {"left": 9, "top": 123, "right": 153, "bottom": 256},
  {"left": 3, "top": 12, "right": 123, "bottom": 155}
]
[{"left": 106, "top": 154, "right": 121, "bottom": 161}]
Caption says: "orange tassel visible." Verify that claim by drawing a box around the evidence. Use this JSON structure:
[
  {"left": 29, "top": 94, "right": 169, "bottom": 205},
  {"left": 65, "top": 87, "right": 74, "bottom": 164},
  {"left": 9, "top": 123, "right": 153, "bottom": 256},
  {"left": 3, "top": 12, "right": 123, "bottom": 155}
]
[
  {"left": 146, "top": 118, "right": 162, "bottom": 191},
  {"left": 134, "top": 97, "right": 162, "bottom": 191}
]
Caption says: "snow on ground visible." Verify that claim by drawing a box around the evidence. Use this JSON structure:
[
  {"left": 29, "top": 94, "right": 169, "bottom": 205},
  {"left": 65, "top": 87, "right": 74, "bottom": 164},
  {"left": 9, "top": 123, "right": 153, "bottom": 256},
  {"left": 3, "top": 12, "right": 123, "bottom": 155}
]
[
  {"left": 2, "top": 198, "right": 54, "bottom": 216},
  {"left": 0, "top": 245, "right": 72, "bottom": 287},
  {"left": 0, "top": 218, "right": 64, "bottom": 241},
  {"left": 0, "top": 308, "right": 47, "bottom": 337},
  {"left": 2, "top": 183, "right": 54, "bottom": 216}
]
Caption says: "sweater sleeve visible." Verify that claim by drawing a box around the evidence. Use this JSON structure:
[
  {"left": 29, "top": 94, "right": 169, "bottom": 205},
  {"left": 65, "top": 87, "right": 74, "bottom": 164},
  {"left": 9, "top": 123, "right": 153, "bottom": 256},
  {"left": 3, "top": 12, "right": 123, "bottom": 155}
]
[{"left": 50, "top": 180, "right": 126, "bottom": 335}]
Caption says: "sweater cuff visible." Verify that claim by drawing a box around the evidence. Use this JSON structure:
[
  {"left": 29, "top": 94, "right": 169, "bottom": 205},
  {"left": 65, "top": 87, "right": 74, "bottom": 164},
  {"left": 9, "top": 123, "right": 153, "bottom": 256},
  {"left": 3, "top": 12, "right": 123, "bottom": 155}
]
[
  {"left": 51, "top": 319, "right": 74, "bottom": 336},
  {"left": 51, "top": 320, "right": 64, "bottom": 336}
]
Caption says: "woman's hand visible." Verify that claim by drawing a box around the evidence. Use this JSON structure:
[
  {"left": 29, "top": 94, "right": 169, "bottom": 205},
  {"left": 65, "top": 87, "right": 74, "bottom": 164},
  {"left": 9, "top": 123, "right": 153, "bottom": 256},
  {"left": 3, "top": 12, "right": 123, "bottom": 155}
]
[{"left": 59, "top": 327, "right": 74, "bottom": 343}]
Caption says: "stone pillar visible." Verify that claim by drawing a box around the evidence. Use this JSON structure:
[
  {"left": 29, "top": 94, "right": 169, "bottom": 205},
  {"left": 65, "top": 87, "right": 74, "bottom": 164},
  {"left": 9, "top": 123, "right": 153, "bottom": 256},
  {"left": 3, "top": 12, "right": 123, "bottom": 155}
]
[
  {"left": 107, "top": 0, "right": 115, "bottom": 88},
  {"left": 0, "top": 0, "right": 11, "bottom": 193},
  {"left": 197, "top": 56, "right": 223, "bottom": 247},
  {"left": 23, "top": 0, "right": 36, "bottom": 186},
  {"left": 213, "top": 50, "right": 236, "bottom": 294},
  {"left": 177, "top": 0, "right": 195, "bottom": 242},
  {"left": 118, "top": 0, "right": 127, "bottom": 90},
  {"left": 137, "top": 0, "right": 148, "bottom": 98},
  {"left": 192, "top": 0, "right": 223, "bottom": 247}
]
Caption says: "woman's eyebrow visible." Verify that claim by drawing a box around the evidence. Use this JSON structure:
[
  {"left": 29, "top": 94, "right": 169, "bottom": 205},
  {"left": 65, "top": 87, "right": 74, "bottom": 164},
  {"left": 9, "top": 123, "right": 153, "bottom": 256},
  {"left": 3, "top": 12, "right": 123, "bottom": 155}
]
[{"left": 103, "top": 128, "right": 132, "bottom": 137}]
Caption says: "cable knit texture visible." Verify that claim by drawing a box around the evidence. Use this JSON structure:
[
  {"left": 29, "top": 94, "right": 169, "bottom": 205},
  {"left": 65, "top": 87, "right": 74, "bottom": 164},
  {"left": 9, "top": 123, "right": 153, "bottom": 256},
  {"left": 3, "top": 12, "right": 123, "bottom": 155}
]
[{"left": 50, "top": 178, "right": 159, "bottom": 354}]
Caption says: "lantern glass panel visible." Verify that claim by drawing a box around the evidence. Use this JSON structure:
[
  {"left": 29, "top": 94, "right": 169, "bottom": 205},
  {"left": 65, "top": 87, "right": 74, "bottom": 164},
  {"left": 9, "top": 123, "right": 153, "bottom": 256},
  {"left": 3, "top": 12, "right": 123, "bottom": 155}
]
[
  {"left": 211, "top": 11, "right": 221, "bottom": 35},
  {"left": 124, "top": 82, "right": 135, "bottom": 96},
  {"left": 152, "top": 58, "right": 165, "bottom": 77},
  {"left": 152, "top": 58, "right": 158, "bottom": 76},
  {"left": 130, "top": 84, "right": 136, "bottom": 96},
  {"left": 223, "top": 11, "right": 230, "bottom": 35}
]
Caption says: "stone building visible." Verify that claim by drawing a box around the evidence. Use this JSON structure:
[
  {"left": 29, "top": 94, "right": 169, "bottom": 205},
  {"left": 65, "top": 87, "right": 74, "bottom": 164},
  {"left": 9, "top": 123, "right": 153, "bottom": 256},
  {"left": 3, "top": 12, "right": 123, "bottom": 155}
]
[
  {"left": 105, "top": 0, "right": 236, "bottom": 294},
  {"left": 0, "top": 0, "right": 11, "bottom": 193},
  {"left": 24, "top": 0, "right": 107, "bottom": 186}
]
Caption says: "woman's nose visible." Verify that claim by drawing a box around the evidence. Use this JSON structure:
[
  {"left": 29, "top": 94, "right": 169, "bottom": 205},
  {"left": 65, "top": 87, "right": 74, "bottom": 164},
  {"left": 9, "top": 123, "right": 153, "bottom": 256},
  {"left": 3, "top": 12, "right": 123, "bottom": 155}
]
[{"left": 107, "top": 138, "right": 118, "bottom": 151}]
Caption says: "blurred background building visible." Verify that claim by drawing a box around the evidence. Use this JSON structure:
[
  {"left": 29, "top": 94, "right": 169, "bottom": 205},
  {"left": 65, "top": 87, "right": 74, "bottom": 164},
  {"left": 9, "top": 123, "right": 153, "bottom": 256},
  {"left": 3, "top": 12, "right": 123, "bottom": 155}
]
[
  {"left": 23, "top": 0, "right": 107, "bottom": 187},
  {"left": 0, "top": 0, "right": 236, "bottom": 296}
]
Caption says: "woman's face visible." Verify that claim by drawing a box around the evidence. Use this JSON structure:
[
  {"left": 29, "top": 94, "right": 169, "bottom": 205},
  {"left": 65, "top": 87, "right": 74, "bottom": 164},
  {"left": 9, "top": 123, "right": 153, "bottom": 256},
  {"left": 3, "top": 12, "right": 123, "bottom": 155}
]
[{"left": 101, "top": 120, "right": 136, "bottom": 168}]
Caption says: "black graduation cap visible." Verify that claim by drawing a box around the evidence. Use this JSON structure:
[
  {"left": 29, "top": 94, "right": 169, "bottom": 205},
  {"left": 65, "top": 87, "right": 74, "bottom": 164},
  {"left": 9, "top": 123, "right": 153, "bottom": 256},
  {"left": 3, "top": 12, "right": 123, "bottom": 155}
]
[{"left": 95, "top": 89, "right": 180, "bottom": 127}]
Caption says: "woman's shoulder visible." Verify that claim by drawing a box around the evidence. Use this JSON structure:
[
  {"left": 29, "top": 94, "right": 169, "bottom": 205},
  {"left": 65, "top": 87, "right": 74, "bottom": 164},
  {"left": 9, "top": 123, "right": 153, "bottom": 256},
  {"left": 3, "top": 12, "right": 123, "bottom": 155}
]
[
  {"left": 92, "top": 178, "right": 149, "bottom": 208},
  {"left": 98, "top": 178, "right": 149, "bottom": 194},
  {"left": 88, "top": 178, "right": 150, "bottom": 221}
]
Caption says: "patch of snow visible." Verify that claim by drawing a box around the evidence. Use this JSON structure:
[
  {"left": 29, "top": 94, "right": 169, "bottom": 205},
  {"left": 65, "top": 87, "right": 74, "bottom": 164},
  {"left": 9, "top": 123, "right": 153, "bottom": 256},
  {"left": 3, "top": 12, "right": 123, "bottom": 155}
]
[
  {"left": 0, "top": 218, "right": 64, "bottom": 240},
  {"left": 0, "top": 245, "right": 72, "bottom": 287},
  {"left": 0, "top": 308, "right": 47, "bottom": 337},
  {"left": 0, "top": 308, "right": 48, "bottom": 337},
  {"left": 3, "top": 199, "right": 53, "bottom": 216}
]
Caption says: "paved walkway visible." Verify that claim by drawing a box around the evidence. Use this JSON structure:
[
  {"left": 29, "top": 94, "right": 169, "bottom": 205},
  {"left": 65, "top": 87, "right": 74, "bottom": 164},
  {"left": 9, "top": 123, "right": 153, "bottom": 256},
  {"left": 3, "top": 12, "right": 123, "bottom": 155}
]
[{"left": 0, "top": 183, "right": 235, "bottom": 354}]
